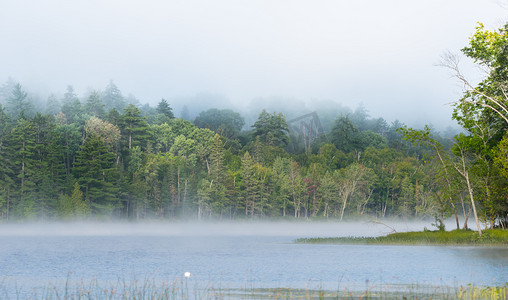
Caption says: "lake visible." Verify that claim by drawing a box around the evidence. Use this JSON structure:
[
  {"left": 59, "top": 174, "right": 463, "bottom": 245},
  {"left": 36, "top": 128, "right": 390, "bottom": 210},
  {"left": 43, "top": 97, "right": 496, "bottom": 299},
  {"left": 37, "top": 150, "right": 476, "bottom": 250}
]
[{"left": 0, "top": 221, "right": 506, "bottom": 298}]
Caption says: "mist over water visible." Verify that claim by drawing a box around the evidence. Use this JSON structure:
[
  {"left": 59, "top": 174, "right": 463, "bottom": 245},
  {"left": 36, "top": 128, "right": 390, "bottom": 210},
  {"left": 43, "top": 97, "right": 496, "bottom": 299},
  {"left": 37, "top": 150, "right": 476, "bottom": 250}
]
[
  {"left": 0, "top": 220, "right": 450, "bottom": 237},
  {"left": 0, "top": 220, "right": 505, "bottom": 299}
]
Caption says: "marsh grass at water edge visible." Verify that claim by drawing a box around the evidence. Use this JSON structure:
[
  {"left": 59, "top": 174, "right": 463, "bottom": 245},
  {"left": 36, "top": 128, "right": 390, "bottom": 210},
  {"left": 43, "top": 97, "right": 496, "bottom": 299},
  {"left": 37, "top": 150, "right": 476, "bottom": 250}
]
[
  {"left": 1, "top": 224, "right": 507, "bottom": 299},
  {"left": 295, "top": 229, "right": 508, "bottom": 245},
  {"left": 2, "top": 277, "right": 508, "bottom": 300}
]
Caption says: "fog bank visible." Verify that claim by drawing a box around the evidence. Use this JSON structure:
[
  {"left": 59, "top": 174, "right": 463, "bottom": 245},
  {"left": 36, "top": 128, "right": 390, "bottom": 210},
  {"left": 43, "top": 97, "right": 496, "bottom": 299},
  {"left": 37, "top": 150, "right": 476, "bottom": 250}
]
[
  {"left": 1, "top": 1, "right": 507, "bottom": 129},
  {"left": 0, "top": 220, "right": 460, "bottom": 237}
]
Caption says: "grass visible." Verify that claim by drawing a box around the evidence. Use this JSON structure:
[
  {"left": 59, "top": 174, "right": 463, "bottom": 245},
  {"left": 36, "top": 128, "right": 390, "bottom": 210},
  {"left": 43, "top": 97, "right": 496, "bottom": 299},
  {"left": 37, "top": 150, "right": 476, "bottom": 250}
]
[
  {"left": 2, "top": 279, "right": 508, "bottom": 299},
  {"left": 295, "top": 229, "right": 508, "bottom": 246}
]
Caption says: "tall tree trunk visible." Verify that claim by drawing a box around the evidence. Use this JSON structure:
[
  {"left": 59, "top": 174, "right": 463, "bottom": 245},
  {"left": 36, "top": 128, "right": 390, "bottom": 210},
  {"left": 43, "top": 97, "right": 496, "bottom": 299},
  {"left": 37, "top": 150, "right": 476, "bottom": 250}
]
[
  {"left": 453, "top": 147, "right": 481, "bottom": 236},
  {"left": 21, "top": 141, "right": 25, "bottom": 190},
  {"left": 340, "top": 198, "right": 346, "bottom": 221},
  {"left": 339, "top": 191, "right": 349, "bottom": 221},
  {"left": 464, "top": 170, "right": 482, "bottom": 236}
]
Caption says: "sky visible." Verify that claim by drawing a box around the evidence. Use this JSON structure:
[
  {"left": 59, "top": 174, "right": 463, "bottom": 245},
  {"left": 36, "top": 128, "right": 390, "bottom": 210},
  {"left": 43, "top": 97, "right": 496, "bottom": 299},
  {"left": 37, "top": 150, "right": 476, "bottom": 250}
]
[{"left": 0, "top": 0, "right": 507, "bottom": 129}]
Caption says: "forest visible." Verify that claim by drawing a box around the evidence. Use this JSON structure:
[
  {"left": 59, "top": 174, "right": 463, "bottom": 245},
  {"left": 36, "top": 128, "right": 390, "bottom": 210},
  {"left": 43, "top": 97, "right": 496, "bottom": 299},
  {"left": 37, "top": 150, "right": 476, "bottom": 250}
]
[{"left": 0, "top": 23, "right": 507, "bottom": 230}]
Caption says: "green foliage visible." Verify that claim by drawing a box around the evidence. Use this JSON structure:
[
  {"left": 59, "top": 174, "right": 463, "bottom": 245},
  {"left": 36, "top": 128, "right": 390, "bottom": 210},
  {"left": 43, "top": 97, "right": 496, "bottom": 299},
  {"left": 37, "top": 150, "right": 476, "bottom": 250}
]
[
  {"left": 84, "top": 90, "right": 106, "bottom": 119},
  {"left": 462, "top": 23, "right": 508, "bottom": 82},
  {"left": 194, "top": 108, "right": 245, "bottom": 139},
  {"left": 6, "top": 83, "right": 33, "bottom": 120},
  {"left": 399, "top": 125, "right": 458, "bottom": 226},
  {"left": 447, "top": 22, "right": 508, "bottom": 228},
  {"left": 494, "top": 133, "right": 508, "bottom": 180},
  {"left": 0, "top": 89, "right": 470, "bottom": 220},
  {"left": 120, "top": 104, "right": 152, "bottom": 150},
  {"left": 45, "top": 94, "right": 60, "bottom": 115},
  {"left": 330, "top": 115, "right": 359, "bottom": 153},
  {"left": 3, "top": 29, "right": 508, "bottom": 225},
  {"left": 156, "top": 98, "right": 174, "bottom": 119},
  {"left": 297, "top": 229, "right": 508, "bottom": 245},
  {"left": 58, "top": 182, "right": 90, "bottom": 218},
  {"left": 60, "top": 85, "right": 83, "bottom": 124},
  {"left": 73, "top": 133, "right": 119, "bottom": 215},
  {"left": 102, "top": 80, "right": 126, "bottom": 111},
  {"left": 251, "top": 109, "right": 289, "bottom": 147}
]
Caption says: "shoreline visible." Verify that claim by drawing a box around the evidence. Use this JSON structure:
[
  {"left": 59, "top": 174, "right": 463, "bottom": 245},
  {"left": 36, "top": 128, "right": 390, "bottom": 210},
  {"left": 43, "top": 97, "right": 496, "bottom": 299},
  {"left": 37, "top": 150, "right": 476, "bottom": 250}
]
[{"left": 295, "top": 229, "right": 508, "bottom": 246}]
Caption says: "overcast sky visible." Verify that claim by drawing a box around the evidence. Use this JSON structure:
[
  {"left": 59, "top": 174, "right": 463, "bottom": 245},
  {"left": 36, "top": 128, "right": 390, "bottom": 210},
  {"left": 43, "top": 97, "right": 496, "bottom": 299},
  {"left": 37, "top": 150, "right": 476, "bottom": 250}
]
[{"left": 1, "top": 0, "right": 507, "bottom": 128}]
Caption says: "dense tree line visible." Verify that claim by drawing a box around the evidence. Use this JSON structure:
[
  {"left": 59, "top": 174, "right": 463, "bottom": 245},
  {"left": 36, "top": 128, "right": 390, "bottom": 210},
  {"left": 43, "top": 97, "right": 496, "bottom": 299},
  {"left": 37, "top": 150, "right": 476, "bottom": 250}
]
[
  {"left": 0, "top": 82, "right": 443, "bottom": 222},
  {"left": 0, "top": 23, "right": 507, "bottom": 229}
]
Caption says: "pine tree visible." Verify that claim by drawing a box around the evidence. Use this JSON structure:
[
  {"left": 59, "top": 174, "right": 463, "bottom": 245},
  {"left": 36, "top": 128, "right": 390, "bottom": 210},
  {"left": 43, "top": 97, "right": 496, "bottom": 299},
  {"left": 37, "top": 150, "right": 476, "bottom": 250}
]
[
  {"left": 45, "top": 94, "right": 61, "bottom": 115},
  {"left": 55, "top": 123, "right": 82, "bottom": 175},
  {"left": 31, "top": 113, "right": 65, "bottom": 215},
  {"left": 207, "top": 134, "right": 228, "bottom": 215},
  {"left": 209, "top": 134, "right": 225, "bottom": 184},
  {"left": 102, "top": 80, "right": 126, "bottom": 111},
  {"left": 0, "top": 77, "right": 16, "bottom": 105},
  {"left": 58, "top": 182, "right": 89, "bottom": 218},
  {"left": 61, "top": 86, "right": 82, "bottom": 124},
  {"left": 120, "top": 104, "right": 152, "bottom": 150},
  {"left": 6, "top": 118, "right": 38, "bottom": 217},
  {"left": 84, "top": 90, "right": 106, "bottom": 118},
  {"left": 126, "top": 146, "right": 148, "bottom": 219},
  {"left": 73, "top": 133, "right": 119, "bottom": 214},
  {"left": 6, "top": 83, "right": 33, "bottom": 120},
  {"left": 0, "top": 104, "right": 14, "bottom": 219},
  {"left": 157, "top": 98, "right": 174, "bottom": 119}
]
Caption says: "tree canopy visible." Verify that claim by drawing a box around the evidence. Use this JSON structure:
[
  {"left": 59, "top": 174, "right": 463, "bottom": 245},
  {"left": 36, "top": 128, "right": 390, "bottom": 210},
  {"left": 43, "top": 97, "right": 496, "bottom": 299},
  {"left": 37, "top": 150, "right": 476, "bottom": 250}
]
[{"left": 1, "top": 22, "right": 507, "bottom": 228}]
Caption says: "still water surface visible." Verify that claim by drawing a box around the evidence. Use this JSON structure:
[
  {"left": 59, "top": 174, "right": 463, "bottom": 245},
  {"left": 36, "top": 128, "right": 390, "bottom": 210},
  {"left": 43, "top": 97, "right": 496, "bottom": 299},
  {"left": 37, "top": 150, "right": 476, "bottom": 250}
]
[{"left": 0, "top": 222, "right": 506, "bottom": 297}]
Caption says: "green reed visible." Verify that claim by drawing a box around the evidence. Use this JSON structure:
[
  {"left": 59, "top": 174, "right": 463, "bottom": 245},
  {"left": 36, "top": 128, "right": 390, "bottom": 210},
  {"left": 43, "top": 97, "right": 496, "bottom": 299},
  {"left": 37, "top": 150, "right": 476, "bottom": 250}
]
[{"left": 295, "top": 229, "right": 508, "bottom": 246}]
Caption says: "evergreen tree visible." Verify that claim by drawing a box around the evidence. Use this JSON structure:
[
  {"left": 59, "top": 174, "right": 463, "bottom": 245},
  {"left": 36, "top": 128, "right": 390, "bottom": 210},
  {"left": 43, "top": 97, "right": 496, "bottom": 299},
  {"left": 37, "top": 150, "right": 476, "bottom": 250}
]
[
  {"left": 31, "top": 113, "right": 65, "bottom": 215},
  {"left": 209, "top": 134, "right": 225, "bottom": 184},
  {"left": 157, "top": 98, "right": 174, "bottom": 119},
  {"left": 120, "top": 104, "right": 152, "bottom": 150},
  {"left": 0, "top": 104, "right": 14, "bottom": 219},
  {"left": 197, "top": 178, "right": 213, "bottom": 219},
  {"left": 55, "top": 123, "right": 82, "bottom": 175},
  {"left": 207, "top": 134, "right": 228, "bottom": 215},
  {"left": 272, "top": 156, "right": 293, "bottom": 216},
  {"left": 73, "top": 133, "right": 119, "bottom": 214},
  {"left": 0, "top": 77, "right": 16, "bottom": 105},
  {"left": 45, "top": 94, "right": 61, "bottom": 115},
  {"left": 58, "top": 182, "right": 89, "bottom": 218},
  {"left": 107, "top": 108, "right": 121, "bottom": 126},
  {"left": 330, "top": 115, "right": 360, "bottom": 153},
  {"left": 61, "top": 85, "right": 82, "bottom": 124},
  {"left": 127, "top": 146, "right": 149, "bottom": 219},
  {"left": 6, "top": 118, "right": 38, "bottom": 217},
  {"left": 102, "top": 80, "right": 126, "bottom": 111},
  {"left": 84, "top": 90, "right": 106, "bottom": 118},
  {"left": 6, "top": 83, "right": 33, "bottom": 120}
]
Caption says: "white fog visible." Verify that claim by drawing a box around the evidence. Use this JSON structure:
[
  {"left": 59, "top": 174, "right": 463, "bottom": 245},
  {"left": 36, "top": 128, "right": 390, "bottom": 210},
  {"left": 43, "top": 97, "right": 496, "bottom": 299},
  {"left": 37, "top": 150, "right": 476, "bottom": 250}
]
[{"left": 1, "top": 0, "right": 507, "bottom": 128}]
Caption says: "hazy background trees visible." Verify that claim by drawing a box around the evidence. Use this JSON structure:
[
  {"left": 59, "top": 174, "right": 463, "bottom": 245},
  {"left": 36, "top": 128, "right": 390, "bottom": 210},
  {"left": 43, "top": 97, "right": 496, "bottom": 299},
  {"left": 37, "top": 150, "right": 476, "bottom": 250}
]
[{"left": 0, "top": 21, "right": 507, "bottom": 228}]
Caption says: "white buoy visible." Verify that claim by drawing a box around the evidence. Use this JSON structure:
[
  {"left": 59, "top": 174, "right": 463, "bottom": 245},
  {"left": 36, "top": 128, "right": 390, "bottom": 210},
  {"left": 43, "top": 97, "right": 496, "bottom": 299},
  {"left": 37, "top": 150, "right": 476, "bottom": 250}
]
[{"left": 184, "top": 272, "right": 191, "bottom": 278}]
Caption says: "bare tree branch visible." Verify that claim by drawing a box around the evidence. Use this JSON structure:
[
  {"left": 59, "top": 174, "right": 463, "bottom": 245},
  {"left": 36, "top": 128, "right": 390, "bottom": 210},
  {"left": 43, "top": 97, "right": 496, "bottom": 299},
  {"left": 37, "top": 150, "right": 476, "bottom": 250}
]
[{"left": 439, "top": 51, "right": 508, "bottom": 125}]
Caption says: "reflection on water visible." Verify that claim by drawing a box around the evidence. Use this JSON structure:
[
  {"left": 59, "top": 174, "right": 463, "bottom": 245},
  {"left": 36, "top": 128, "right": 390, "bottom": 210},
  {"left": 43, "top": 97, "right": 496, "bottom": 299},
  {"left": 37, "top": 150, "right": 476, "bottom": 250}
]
[{"left": 0, "top": 222, "right": 506, "bottom": 298}]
